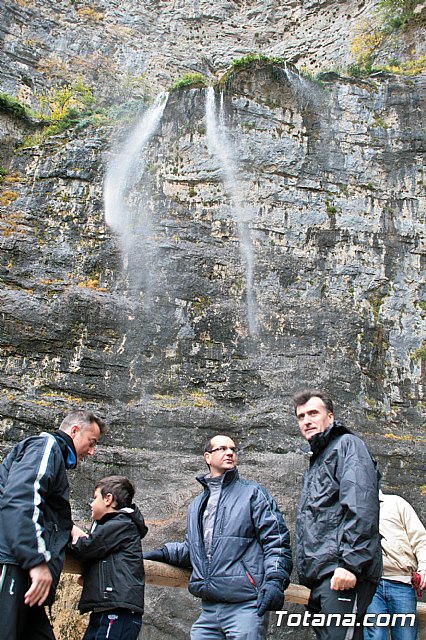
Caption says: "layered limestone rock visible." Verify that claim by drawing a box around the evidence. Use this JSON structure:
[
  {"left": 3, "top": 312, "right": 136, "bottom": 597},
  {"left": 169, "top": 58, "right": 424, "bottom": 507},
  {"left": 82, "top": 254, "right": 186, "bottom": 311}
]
[
  {"left": 1, "top": 0, "right": 425, "bottom": 102},
  {"left": 0, "top": 1, "right": 425, "bottom": 639}
]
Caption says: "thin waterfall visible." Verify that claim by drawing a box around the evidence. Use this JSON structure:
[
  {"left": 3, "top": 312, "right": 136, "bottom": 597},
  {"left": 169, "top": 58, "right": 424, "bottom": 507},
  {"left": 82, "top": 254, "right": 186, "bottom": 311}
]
[
  {"left": 104, "top": 92, "right": 168, "bottom": 237},
  {"left": 103, "top": 92, "right": 168, "bottom": 303},
  {"left": 283, "top": 63, "right": 319, "bottom": 109},
  {"left": 205, "top": 87, "right": 258, "bottom": 335}
]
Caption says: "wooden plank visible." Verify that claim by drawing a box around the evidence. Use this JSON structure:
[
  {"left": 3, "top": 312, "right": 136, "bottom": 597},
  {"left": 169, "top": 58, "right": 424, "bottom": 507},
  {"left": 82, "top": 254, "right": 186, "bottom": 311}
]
[
  {"left": 63, "top": 554, "right": 83, "bottom": 575},
  {"left": 144, "top": 559, "right": 191, "bottom": 588},
  {"left": 63, "top": 555, "right": 426, "bottom": 623}
]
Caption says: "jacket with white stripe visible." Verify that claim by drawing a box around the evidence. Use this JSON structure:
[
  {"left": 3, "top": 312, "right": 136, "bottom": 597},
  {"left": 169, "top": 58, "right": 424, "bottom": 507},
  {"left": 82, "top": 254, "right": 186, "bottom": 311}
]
[{"left": 0, "top": 431, "right": 73, "bottom": 604}]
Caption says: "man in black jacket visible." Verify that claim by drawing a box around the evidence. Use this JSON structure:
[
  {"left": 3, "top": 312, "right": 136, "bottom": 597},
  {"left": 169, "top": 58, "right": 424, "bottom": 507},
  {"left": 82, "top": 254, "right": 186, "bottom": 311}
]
[
  {"left": 294, "top": 389, "right": 382, "bottom": 640},
  {"left": 0, "top": 409, "right": 105, "bottom": 640},
  {"left": 144, "top": 434, "right": 293, "bottom": 640}
]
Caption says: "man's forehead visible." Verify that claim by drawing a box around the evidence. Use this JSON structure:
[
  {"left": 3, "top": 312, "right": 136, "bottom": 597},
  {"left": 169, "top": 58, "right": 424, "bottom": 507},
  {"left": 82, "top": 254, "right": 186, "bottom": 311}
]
[
  {"left": 210, "top": 435, "right": 235, "bottom": 448},
  {"left": 296, "top": 396, "right": 329, "bottom": 415},
  {"left": 85, "top": 422, "right": 101, "bottom": 437}
]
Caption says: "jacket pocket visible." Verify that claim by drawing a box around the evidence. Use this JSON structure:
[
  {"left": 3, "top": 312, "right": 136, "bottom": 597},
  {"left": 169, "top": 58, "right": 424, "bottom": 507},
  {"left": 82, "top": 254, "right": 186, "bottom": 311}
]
[
  {"left": 44, "top": 522, "right": 59, "bottom": 554},
  {"left": 100, "top": 560, "right": 114, "bottom": 601},
  {"left": 241, "top": 559, "right": 258, "bottom": 593},
  {"left": 218, "top": 507, "right": 226, "bottom": 535}
]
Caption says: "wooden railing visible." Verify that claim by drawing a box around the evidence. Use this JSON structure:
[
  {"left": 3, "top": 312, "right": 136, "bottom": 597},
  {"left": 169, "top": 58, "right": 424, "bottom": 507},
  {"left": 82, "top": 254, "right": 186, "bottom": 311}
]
[{"left": 64, "top": 557, "right": 426, "bottom": 637}]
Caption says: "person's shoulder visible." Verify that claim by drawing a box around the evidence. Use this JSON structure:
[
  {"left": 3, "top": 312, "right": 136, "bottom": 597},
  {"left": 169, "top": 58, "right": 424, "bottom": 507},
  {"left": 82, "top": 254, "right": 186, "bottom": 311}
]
[
  {"left": 187, "top": 490, "right": 205, "bottom": 511},
  {"left": 91, "top": 512, "right": 137, "bottom": 541},
  {"left": 382, "top": 493, "right": 412, "bottom": 511},
  {"left": 239, "top": 477, "right": 274, "bottom": 499},
  {"left": 226, "top": 475, "right": 257, "bottom": 496},
  {"left": 238, "top": 477, "right": 257, "bottom": 489},
  {"left": 19, "top": 432, "right": 59, "bottom": 456},
  {"left": 102, "top": 511, "right": 134, "bottom": 526},
  {"left": 337, "top": 431, "right": 368, "bottom": 450}
]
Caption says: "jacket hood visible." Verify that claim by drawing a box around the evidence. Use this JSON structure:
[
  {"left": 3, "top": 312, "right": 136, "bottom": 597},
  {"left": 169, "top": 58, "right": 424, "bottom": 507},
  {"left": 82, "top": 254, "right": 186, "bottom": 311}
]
[
  {"left": 309, "top": 420, "right": 352, "bottom": 456},
  {"left": 97, "top": 504, "right": 148, "bottom": 539}
]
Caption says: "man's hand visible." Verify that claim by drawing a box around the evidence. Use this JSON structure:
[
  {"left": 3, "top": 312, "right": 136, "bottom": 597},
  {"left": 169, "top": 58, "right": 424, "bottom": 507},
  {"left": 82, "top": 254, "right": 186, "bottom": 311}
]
[
  {"left": 24, "top": 562, "right": 52, "bottom": 606},
  {"left": 143, "top": 548, "right": 169, "bottom": 563},
  {"left": 418, "top": 570, "right": 426, "bottom": 590},
  {"left": 71, "top": 524, "right": 88, "bottom": 544},
  {"left": 330, "top": 567, "right": 357, "bottom": 591},
  {"left": 256, "top": 580, "right": 284, "bottom": 616}
]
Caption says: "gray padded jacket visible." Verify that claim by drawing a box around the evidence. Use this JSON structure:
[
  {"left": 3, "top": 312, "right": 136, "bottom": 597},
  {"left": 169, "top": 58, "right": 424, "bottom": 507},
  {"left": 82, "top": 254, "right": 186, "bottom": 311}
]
[{"left": 165, "top": 466, "right": 293, "bottom": 603}]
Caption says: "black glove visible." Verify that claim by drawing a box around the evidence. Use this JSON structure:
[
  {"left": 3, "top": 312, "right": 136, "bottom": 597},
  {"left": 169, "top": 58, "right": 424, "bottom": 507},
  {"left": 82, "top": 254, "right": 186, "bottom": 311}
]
[
  {"left": 143, "top": 547, "right": 170, "bottom": 563},
  {"left": 256, "top": 580, "right": 284, "bottom": 616}
]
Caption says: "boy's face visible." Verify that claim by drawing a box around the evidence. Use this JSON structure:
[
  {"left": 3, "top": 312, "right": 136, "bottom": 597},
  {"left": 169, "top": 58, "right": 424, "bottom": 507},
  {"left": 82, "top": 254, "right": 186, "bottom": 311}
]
[{"left": 91, "top": 487, "right": 114, "bottom": 521}]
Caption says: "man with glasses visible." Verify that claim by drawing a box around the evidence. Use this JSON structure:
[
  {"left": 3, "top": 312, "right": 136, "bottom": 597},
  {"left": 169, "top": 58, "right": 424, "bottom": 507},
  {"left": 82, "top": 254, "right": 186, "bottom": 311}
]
[{"left": 144, "top": 434, "right": 292, "bottom": 639}]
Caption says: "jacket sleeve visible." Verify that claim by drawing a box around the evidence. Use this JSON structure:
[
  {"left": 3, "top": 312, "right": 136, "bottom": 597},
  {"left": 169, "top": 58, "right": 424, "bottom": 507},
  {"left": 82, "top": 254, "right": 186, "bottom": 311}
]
[
  {"left": 251, "top": 485, "right": 293, "bottom": 588},
  {"left": 399, "top": 498, "right": 426, "bottom": 571},
  {"left": 71, "top": 519, "right": 135, "bottom": 561},
  {"left": 164, "top": 535, "right": 192, "bottom": 568},
  {"left": 162, "top": 498, "right": 197, "bottom": 568},
  {"left": 0, "top": 436, "right": 59, "bottom": 570},
  {"left": 336, "top": 435, "right": 381, "bottom": 575}
]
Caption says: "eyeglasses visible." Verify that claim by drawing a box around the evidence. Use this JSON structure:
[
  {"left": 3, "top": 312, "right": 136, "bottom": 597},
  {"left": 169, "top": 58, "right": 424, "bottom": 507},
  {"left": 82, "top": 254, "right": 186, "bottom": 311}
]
[{"left": 207, "top": 446, "right": 238, "bottom": 454}]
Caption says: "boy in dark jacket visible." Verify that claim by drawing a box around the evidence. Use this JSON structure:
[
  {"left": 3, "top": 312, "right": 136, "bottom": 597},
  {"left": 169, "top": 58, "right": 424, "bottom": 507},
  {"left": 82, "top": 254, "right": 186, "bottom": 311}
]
[{"left": 70, "top": 475, "right": 147, "bottom": 640}]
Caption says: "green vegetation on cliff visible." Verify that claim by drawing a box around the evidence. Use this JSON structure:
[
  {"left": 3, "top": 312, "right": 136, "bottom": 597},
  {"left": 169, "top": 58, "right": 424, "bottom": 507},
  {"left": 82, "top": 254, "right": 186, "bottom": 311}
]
[{"left": 170, "top": 73, "right": 209, "bottom": 91}]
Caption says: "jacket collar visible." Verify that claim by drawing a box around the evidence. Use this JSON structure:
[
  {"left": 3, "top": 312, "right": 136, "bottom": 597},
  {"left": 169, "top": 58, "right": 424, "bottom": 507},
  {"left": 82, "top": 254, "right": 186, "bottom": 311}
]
[
  {"left": 52, "top": 430, "right": 78, "bottom": 469},
  {"left": 309, "top": 420, "right": 352, "bottom": 456},
  {"left": 196, "top": 465, "right": 239, "bottom": 488}
]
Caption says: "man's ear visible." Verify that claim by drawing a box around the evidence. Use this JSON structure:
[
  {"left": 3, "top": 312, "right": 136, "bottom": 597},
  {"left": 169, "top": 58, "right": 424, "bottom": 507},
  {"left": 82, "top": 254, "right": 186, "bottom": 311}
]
[
  {"left": 203, "top": 452, "right": 211, "bottom": 467},
  {"left": 69, "top": 424, "right": 80, "bottom": 439}
]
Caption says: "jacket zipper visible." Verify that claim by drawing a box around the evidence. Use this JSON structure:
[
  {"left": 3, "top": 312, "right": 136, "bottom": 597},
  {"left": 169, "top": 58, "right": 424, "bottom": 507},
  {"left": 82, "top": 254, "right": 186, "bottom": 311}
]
[{"left": 200, "top": 481, "right": 226, "bottom": 589}]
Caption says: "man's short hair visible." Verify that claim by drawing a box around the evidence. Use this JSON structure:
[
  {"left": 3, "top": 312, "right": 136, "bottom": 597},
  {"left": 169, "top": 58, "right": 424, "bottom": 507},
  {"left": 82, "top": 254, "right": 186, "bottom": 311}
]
[
  {"left": 96, "top": 475, "right": 135, "bottom": 509},
  {"left": 204, "top": 437, "right": 214, "bottom": 453},
  {"left": 203, "top": 435, "right": 237, "bottom": 453},
  {"left": 292, "top": 389, "right": 334, "bottom": 415},
  {"left": 60, "top": 409, "right": 106, "bottom": 435}
]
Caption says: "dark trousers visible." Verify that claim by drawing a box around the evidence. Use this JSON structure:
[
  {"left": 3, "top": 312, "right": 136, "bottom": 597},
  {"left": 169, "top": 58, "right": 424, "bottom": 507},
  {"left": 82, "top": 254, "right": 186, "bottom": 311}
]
[
  {"left": 306, "top": 576, "right": 377, "bottom": 640},
  {"left": 0, "top": 564, "right": 55, "bottom": 640},
  {"left": 83, "top": 609, "right": 142, "bottom": 640}
]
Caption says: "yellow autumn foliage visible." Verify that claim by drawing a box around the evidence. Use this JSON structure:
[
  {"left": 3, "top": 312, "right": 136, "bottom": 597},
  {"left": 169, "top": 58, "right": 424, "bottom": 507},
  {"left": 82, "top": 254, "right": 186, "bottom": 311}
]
[{"left": 351, "top": 20, "right": 385, "bottom": 67}]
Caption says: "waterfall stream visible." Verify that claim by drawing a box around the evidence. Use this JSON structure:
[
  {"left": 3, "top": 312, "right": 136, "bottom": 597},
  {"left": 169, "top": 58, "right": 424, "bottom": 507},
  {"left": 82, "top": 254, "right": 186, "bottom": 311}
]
[
  {"left": 103, "top": 88, "right": 258, "bottom": 331},
  {"left": 103, "top": 93, "right": 168, "bottom": 304},
  {"left": 205, "top": 87, "right": 258, "bottom": 335}
]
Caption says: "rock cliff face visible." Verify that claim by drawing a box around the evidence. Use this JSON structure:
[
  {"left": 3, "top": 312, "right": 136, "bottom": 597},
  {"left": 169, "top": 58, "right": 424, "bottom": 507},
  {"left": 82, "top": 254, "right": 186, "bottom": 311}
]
[{"left": 0, "top": 1, "right": 425, "bottom": 639}]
